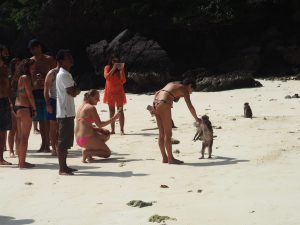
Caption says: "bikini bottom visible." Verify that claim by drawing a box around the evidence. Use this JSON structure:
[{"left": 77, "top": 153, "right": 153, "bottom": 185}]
[
  {"left": 14, "top": 105, "right": 33, "bottom": 117},
  {"left": 153, "top": 99, "right": 172, "bottom": 110},
  {"left": 76, "top": 135, "right": 93, "bottom": 148}
]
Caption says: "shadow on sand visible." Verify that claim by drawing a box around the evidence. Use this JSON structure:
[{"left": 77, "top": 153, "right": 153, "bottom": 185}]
[
  {"left": 75, "top": 170, "right": 149, "bottom": 177},
  {"left": 124, "top": 132, "right": 157, "bottom": 136},
  {"left": 27, "top": 149, "right": 82, "bottom": 158},
  {"left": 32, "top": 163, "right": 99, "bottom": 171},
  {"left": 22, "top": 156, "right": 143, "bottom": 171},
  {"left": 27, "top": 150, "right": 133, "bottom": 159},
  {"left": 184, "top": 156, "right": 249, "bottom": 167},
  {"left": 0, "top": 216, "right": 34, "bottom": 225},
  {"left": 89, "top": 157, "right": 143, "bottom": 164}
]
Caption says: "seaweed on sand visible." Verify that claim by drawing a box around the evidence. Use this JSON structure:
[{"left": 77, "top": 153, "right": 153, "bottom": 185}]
[
  {"left": 127, "top": 200, "right": 154, "bottom": 208},
  {"left": 148, "top": 214, "right": 176, "bottom": 223}
]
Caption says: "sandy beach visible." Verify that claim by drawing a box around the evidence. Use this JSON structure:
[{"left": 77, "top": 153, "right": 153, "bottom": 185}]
[{"left": 0, "top": 79, "right": 299, "bottom": 225}]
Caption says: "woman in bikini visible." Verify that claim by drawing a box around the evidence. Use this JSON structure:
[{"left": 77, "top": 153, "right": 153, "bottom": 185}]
[
  {"left": 15, "top": 58, "right": 37, "bottom": 168},
  {"left": 75, "top": 89, "right": 121, "bottom": 163},
  {"left": 152, "top": 78, "right": 202, "bottom": 164},
  {"left": 103, "top": 55, "right": 126, "bottom": 135},
  {"left": 8, "top": 58, "right": 21, "bottom": 158}
]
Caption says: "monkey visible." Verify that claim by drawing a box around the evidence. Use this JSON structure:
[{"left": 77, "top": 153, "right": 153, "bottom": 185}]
[
  {"left": 244, "top": 102, "right": 252, "bottom": 119},
  {"left": 147, "top": 105, "right": 177, "bottom": 128},
  {"left": 193, "top": 115, "right": 214, "bottom": 159}
]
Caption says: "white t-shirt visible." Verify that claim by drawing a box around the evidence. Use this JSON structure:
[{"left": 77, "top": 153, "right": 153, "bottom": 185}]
[{"left": 56, "top": 67, "right": 76, "bottom": 118}]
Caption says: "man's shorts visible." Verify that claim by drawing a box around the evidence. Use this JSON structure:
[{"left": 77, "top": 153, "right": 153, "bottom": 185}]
[
  {"left": 0, "top": 97, "right": 12, "bottom": 131},
  {"left": 46, "top": 98, "right": 57, "bottom": 121},
  {"left": 32, "top": 89, "right": 47, "bottom": 121},
  {"left": 57, "top": 117, "right": 74, "bottom": 150}
]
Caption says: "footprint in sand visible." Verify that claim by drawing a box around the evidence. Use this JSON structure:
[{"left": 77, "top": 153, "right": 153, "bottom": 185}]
[
  {"left": 119, "top": 162, "right": 126, "bottom": 167},
  {"left": 213, "top": 126, "right": 222, "bottom": 129},
  {"left": 171, "top": 138, "right": 180, "bottom": 144}
]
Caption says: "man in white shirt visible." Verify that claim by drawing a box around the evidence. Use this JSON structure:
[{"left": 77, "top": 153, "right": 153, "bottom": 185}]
[{"left": 56, "top": 49, "right": 80, "bottom": 175}]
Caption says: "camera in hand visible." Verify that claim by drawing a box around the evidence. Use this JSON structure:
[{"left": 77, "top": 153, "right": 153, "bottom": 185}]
[{"left": 115, "top": 63, "right": 124, "bottom": 70}]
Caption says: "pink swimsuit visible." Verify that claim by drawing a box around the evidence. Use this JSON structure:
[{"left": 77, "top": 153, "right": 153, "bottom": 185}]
[
  {"left": 76, "top": 104, "right": 96, "bottom": 148},
  {"left": 76, "top": 135, "right": 92, "bottom": 147}
]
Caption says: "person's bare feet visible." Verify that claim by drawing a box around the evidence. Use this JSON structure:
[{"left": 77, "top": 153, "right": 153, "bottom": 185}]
[
  {"left": 168, "top": 158, "right": 184, "bottom": 164},
  {"left": 59, "top": 170, "right": 74, "bottom": 175},
  {"left": 83, "top": 158, "right": 95, "bottom": 163},
  {"left": 0, "top": 160, "right": 12, "bottom": 165},
  {"left": 110, "top": 131, "right": 115, "bottom": 135},
  {"left": 82, "top": 150, "right": 93, "bottom": 163},
  {"left": 120, "top": 130, "right": 125, "bottom": 135},
  {"left": 162, "top": 157, "right": 168, "bottom": 163},
  {"left": 33, "top": 129, "right": 40, "bottom": 134},
  {"left": 87, "top": 155, "right": 95, "bottom": 162},
  {"left": 9, "top": 152, "right": 16, "bottom": 158},
  {"left": 66, "top": 167, "right": 78, "bottom": 172}
]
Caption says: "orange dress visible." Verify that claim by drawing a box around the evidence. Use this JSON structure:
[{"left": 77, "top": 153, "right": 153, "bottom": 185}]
[{"left": 103, "top": 65, "right": 126, "bottom": 107}]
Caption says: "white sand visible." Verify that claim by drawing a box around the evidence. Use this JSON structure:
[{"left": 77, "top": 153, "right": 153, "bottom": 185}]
[{"left": 0, "top": 79, "right": 299, "bottom": 225}]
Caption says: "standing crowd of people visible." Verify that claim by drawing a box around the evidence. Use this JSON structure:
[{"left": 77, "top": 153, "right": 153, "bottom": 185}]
[{"left": 0, "top": 39, "right": 202, "bottom": 175}]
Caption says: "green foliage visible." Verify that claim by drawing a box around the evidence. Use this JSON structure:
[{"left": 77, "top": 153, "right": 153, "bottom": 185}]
[
  {"left": 10, "top": 0, "right": 43, "bottom": 32},
  {"left": 0, "top": 0, "right": 298, "bottom": 45},
  {"left": 197, "top": 0, "right": 234, "bottom": 22},
  {"left": 0, "top": 0, "right": 43, "bottom": 33}
]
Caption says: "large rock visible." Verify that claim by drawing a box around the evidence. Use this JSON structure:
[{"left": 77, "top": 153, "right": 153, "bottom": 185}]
[
  {"left": 86, "top": 29, "right": 172, "bottom": 93},
  {"left": 217, "top": 46, "right": 261, "bottom": 72},
  {"left": 283, "top": 46, "right": 300, "bottom": 65},
  {"left": 182, "top": 70, "right": 262, "bottom": 92}
]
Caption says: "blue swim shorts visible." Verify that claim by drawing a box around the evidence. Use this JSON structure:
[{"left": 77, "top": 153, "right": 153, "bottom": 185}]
[
  {"left": 32, "top": 89, "right": 47, "bottom": 121},
  {"left": 46, "top": 98, "right": 57, "bottom": 121}
]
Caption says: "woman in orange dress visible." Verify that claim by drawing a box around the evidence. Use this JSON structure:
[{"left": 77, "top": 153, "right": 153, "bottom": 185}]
[{"left": 103, "top": 55, "right": 126, "bottom": 135}]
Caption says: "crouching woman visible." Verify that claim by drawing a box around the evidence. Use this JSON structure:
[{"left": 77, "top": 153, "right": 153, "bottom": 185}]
[{"left": 75, "top": 89, "right": 120, "bottom": 163}]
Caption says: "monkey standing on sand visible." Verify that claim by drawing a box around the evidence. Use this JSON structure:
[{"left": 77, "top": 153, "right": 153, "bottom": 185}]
[
  {"left": 244, "top": 102, "right": 252, "bottom": 119},
  {"left": 193, "top": 115, "right": 214, "bottom": 159}
]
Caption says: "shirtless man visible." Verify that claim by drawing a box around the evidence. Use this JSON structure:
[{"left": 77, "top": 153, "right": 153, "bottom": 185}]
[
  {"left": 0, "top": 45, "right": 10, "bottom": 153},
  {"left": 0, "top": 60, "right": 13, "bottom": 165},
  {"left": 44, "top": 62, "right": 59, "bottom": 156},
  {"left": 152, "top": 78, "right": 202, "bottom": 164},
  {"left": 28, "top": 39, "right": 56, "bottom": 153}
]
